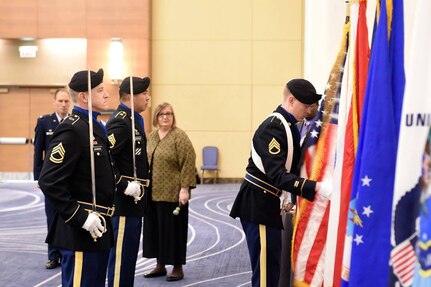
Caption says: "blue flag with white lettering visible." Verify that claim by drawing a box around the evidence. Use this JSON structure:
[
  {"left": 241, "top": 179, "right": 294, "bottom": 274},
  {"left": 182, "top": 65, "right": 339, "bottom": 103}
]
[{"left": 345, "top": 0, "right": 405, "bottom": 286}]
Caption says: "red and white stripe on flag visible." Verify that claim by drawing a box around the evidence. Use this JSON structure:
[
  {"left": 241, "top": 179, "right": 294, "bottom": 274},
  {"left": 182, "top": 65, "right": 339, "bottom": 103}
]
[
  {"left": 292, "top": 31, "right": 347, "bottom": 286},
  {"left": 391, "top": 240, "right": 416, "bottom": 286}
]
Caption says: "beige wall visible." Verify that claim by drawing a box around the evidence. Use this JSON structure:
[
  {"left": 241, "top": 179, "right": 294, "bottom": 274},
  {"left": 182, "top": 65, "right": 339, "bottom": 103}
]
[
  {"left": 0, "top": 39, "right": 87, "bottom": 86},
  {"left": 0, "top": 0, "right": 304, "bottom": 178},
  {"left": 151, "top": 0, "right": 304, "bottom": 178},
  {"left": 0, "top": 88, "right": 58, "bottom": 172},
  {"left": 0, "top": 0, "right": 151, "bottom": 174}
]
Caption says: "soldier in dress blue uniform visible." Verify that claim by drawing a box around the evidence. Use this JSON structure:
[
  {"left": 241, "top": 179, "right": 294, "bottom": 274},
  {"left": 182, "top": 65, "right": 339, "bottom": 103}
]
[
  {"left": 38, "top": 68, "right": 116, "bottom": 287},
  {"left": 278, "top": 101, "right": 320, "bottom": 287},
  {"left": 106, "top": 76, "right": 151, "bottom": 286},
  {"left": 33, "top": 88, "right": 71, "bottom": 269},
  {"left": 230, "top": 79, "right": 332, "bottom": 287}
]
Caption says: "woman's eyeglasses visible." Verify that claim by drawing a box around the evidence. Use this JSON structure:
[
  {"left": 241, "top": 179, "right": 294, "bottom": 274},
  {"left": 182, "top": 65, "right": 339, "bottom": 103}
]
[{"left": 158, "top": 112, "right": 173, "bottom": 118}]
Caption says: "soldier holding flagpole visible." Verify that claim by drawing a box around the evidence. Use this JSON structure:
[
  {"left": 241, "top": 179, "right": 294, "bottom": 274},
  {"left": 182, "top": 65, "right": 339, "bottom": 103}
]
[
  {"left": 230, "top": 79, "right": 332, "bottom": 287},
  {"left": 38, "top": 68, "right": 116, "bottom": 287}
]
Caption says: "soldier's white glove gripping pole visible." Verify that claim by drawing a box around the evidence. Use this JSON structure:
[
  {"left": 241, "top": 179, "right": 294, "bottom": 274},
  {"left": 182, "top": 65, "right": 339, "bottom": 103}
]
[
  {"left": 82, "top": 212, "right": 106, "bottom": 239},
  {"left": 125, "top": 181, "right": 142, "bottom": 201},
  {"left": 86, "top": 70, "right": 107, "bottom": 242},
  {"left": 317, "top": 181, "right": 333, "bottom": 200},
  {"left": 128, "top": 77, "right": 144, "bottom": 204}
]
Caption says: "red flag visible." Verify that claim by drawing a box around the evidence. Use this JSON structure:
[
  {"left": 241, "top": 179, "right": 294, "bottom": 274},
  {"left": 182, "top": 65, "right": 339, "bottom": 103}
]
[{"left": 335, "top": 1, "right": 369, "bottom": 285}]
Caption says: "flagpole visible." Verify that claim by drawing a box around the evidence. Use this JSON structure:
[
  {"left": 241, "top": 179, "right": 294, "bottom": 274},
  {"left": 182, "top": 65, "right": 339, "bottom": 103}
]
[
  {"left": 345, "top": 0, "right": 350, "bottom": 24},
  {"left": 129, "top": 76, "right": 137, "bottom": 180},
  {"left": 87, "top": 70, "right": 97, "bottom": 212},
  {"left": 87, "top": 69, "right": 106, "bottom": 241}
]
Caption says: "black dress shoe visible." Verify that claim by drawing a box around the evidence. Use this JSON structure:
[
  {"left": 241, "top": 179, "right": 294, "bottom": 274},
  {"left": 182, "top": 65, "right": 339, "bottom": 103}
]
[
  {"left": 144, "top": 270, "right": 167, "bottom": 278},
  {"left": 166, "top": 274, "right": 184, "bottom": 282},
  {"left": 45, "top": 259, "right": 60, "bottom": 269}
]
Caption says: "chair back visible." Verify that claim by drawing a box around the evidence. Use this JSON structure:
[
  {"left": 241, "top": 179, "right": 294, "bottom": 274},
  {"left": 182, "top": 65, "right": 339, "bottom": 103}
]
[{"left": 201, "top": 146, "right": 218, "bottom": 170}]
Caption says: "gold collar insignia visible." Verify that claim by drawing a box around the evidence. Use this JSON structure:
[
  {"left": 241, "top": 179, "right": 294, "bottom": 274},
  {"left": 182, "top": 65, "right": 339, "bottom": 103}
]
[{"left": 115, "top": 111, "right": 127, "bottom": 119}]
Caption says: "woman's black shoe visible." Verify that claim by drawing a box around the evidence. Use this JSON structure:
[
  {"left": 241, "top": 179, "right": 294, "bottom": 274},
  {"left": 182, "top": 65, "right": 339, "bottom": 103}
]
[
  {"left": 144, "top": 270, "right": 167, "bottom": 278},
  {"left": 166, "top": 274, "right": 184, "bottom": 281}
]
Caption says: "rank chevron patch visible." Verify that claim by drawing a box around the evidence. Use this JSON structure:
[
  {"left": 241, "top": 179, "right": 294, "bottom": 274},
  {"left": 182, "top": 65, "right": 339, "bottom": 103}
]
[
  {"left": 268, "top": 138, "right": 281, "bottom": 155},
  {"left": 49, "top": 142, "right": 65, "bottom": 164}
]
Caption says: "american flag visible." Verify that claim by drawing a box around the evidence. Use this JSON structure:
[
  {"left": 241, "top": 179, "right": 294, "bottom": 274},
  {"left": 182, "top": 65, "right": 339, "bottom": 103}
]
[
  {"left": 391, "top": 239, "right": 416, "bottom": 286},
  {"left": 292, "top": 20, "right": 348, "bottom": 287}
]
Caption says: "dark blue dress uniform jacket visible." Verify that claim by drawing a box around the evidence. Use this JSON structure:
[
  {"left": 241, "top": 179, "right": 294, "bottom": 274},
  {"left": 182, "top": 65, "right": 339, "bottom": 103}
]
[
  {"left": 38, "top": 109, "right": 116, "bottom": 251},
  {"left": 106, "top": 105, "right": 149, "bottom": 217},
  {"left": 33, "top": 113, "right": 60, "bottom": 180},
  {"left": 230, "top": 105, "right": 317, "bottom": 229}
]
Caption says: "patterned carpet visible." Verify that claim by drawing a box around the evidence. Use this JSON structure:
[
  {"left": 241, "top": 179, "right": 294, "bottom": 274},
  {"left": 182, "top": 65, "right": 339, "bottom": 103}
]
[{"left": 0, "top": 182, "right": 251, "bottom": 287}]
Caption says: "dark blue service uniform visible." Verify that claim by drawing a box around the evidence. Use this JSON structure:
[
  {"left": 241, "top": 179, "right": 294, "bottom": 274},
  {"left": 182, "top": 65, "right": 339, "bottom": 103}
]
[
  {"left": 230, "top": 105, "right": 317, "bottom": 287},
  {"left": 106, "top": 103, "right": 149, "bottom": 286},
  {"left": 38, "top": 108, "right": 116, "bottom": 287},
  {"left": 33, "top": 113, "right": 62, "bottom": 264}
]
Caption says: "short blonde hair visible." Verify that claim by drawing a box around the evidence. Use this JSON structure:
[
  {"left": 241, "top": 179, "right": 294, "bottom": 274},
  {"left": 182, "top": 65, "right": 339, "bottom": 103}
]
[
  {"left": 152, "top": 102, "right": 176, "bottom": 128},
  {"left": 68, "top": 88, "right": 80, "bottom": 103}
]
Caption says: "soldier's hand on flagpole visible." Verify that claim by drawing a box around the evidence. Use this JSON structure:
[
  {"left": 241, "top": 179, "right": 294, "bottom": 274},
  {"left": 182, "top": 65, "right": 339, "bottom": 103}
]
[
  {"left": 82, "top": 212, "right": 104, "bottom": 238},
  {"left": 316, "top": 181, "right": 333, "bottom": 200},
  {"left": 124, "top": 181, "right": 141, "bottom": 198}
]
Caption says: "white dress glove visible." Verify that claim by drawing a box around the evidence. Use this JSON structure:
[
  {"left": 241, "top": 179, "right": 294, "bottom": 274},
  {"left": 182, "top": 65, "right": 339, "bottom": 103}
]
[
  {"left": 317, "top": 181, "right": 333, "bottom": 199},
  {"left": 124, "top": 181, "right": 141, "bottom": 199},
  {"left": 82, "top": 213, "right": 104, "bottom": 238}
]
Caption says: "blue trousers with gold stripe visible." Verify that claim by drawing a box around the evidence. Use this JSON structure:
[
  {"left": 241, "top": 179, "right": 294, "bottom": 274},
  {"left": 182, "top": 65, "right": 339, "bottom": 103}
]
[
  {"left": 45, "top": 197, "right": 61, "bottom": 262},
  {"left": 59, "top": 248, "right": 109, "bottom": 287},
  {"left": 107, "top": 215, "right": 142, "bottom": 287},
  {"left": 241, "top": 219, "right": 281, "bottom": 287}
]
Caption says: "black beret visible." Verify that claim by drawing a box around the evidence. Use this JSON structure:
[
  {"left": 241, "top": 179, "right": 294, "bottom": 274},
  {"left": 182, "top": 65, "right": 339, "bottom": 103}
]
[
  {"left": 119, "top": 77, "right": 151, "bottom": 95},
  {"left": 68, "top": 68, "right": 104, "bottom": 92},
  {"left": 287, "top": 79, "right": 321, "bottom": 104}
]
